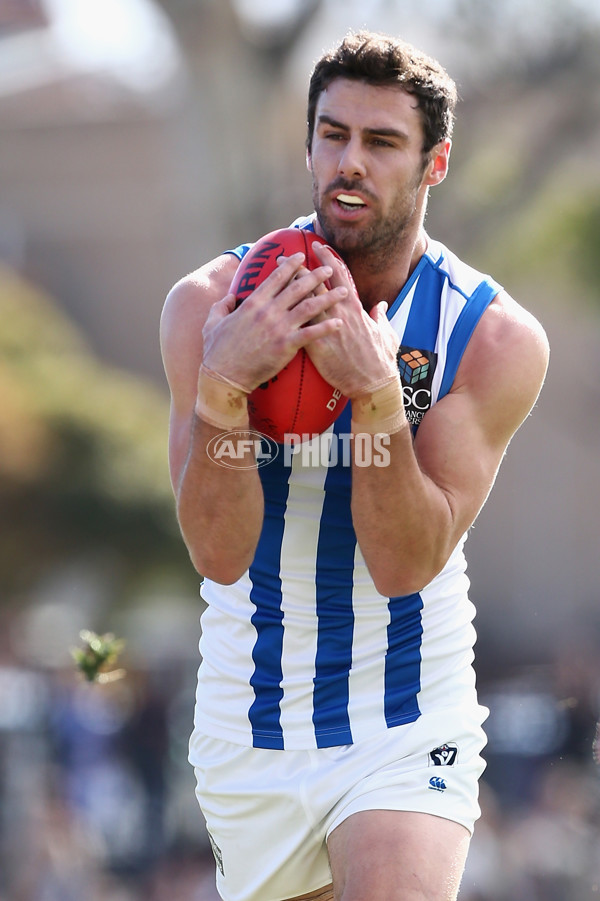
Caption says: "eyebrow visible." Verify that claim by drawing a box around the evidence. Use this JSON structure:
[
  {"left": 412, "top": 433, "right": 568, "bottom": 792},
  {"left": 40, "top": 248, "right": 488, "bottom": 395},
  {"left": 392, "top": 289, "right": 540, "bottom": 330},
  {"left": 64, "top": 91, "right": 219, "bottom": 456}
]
[{"left": 317, "top": 114, "right": 410, "bottom": 143}]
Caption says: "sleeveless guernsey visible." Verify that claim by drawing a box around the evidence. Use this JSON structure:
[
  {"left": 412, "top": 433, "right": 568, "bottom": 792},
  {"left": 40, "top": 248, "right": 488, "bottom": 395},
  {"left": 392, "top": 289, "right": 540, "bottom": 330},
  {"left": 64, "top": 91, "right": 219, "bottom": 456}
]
[{"left": 190, "top": 218, "right": 501, "bottom": 753}]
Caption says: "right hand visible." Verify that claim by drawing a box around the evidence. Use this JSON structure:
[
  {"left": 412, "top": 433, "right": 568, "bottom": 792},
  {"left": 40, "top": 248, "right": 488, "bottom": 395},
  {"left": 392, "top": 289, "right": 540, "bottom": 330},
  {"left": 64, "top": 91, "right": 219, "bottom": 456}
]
[
  {"left": 201, "top": 253, "right": 348, "bottom": 391},
  {"left": 303, "top": 244, "right": 400, "bottom": 397}
]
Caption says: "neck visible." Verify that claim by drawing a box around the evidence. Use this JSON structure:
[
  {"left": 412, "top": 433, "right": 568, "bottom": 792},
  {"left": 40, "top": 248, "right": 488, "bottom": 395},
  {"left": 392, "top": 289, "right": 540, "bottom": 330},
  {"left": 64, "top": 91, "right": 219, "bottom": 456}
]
[{"left": 343, "top": 228, "right": 428, "bottom": 312}]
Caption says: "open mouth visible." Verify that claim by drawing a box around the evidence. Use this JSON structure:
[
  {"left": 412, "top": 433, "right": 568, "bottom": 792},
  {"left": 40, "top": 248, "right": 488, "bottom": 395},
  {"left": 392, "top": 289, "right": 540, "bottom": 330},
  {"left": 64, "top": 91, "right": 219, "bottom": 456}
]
[{"left": 335, "top": 193, "right": 367, "bottom": 211}]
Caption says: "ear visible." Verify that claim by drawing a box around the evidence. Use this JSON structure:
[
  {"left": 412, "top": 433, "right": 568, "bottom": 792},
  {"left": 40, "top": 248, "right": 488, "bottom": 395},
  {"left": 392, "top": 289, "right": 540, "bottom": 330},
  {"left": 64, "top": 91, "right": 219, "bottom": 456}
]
[
  {"left": 424, "top": 139, "right": 451, "bottom": 187},
  {"left": 306, "top": 148, "right": 313, "bottom": 172}
]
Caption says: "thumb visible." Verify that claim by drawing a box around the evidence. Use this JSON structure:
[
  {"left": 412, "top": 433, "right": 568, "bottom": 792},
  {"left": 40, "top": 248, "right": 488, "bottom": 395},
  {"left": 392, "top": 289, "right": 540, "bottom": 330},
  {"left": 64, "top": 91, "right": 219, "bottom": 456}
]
[
  {"left": 213, "top": 292, "right": 238, "bottom": 318},
  {"left": 369, "top": 300, "right": 389, "bottom": 324}
]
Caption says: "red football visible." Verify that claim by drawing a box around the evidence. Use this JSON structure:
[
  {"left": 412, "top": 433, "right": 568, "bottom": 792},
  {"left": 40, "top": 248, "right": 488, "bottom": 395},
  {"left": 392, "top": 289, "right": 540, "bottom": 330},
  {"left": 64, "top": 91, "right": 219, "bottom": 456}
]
[{"left": 229, "top": 227, "right": 349, "bottom": 444}]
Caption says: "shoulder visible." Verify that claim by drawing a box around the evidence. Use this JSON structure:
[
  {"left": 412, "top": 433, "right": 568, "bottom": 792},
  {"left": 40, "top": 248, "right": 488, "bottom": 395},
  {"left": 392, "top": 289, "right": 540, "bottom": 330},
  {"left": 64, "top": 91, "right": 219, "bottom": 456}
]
[
  {"left": 468, "top": 290, "right": 549, "bottom": 379},
  {"left": 455, "top": 290, "right": 549, "bottom": 440},
  {"left": 161, "top": 254, "right": 239, "bottom": 338},
  {"left": 160, "top": 253, "right": 240, "bottom": 398},
  {"left": 160, "top": 255, "right": 239, "bottom": 361}
]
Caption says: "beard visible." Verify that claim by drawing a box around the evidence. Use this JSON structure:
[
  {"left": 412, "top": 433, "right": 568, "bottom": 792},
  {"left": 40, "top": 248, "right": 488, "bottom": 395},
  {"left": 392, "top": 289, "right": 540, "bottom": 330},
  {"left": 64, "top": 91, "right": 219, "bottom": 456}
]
[{"left": 311, "top": 170, "right": 426, "bottom": 273}]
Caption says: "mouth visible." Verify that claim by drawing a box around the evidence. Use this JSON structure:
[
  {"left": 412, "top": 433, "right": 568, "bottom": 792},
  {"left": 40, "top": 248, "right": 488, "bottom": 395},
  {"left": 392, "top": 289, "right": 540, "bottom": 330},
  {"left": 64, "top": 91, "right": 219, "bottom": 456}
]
[{"left": 335, "top": 192, "right": 368, "bottom": 212}]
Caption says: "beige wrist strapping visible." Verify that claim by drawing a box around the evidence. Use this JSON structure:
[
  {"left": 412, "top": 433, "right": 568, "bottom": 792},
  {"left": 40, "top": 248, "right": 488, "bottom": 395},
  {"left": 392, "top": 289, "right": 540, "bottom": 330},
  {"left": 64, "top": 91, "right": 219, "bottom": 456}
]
[
  {"left": 350, "top": 375, "right": 406, "bottom": 435},
  {"left": 195, "top": 364, "right": 250, "bottom": 430}
]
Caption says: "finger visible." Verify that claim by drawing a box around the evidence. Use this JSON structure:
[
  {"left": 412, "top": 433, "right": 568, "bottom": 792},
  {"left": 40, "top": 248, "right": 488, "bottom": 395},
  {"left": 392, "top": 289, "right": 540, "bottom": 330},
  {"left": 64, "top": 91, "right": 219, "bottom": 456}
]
[
  {"left": 369, "top": 300, "right": 389, "bottom": 324},
  {"left": 276, "top": 265, "right": 335, "bottom": 310},
  {"left": 250, "top": 254, "right": 333, "bottom": 306},
  {"left": 276, "top": 254, "right": 305, "bottom": 269},
  {"left": 220, "top": 292, "right": 237, "bottom": 313},
  {"left": 298, "top": 264, "right": 330, "bottom": 297},
  {"left": 278, "top": 257, "right": 329, "bottom": 296},
  {"left": 258, "top": 252, "right": 306, "bottom": 293},
  {"left": 275, "top": 255, "right": 332, "bottom": 286},
  {"left": 276, "top": 253, "right": 304, "bottom": 265},
  {"left": 288, "top": 285, "right": 348, "bottom": 328},
  {"left": 292, "top": 316, "right": 344, "bottom": 349},
  {"left": 204, "top": 293, "right": 237, "bottom": 330},
  {"left": 312, "top": 242, "right": 357, "bottom": 294}
]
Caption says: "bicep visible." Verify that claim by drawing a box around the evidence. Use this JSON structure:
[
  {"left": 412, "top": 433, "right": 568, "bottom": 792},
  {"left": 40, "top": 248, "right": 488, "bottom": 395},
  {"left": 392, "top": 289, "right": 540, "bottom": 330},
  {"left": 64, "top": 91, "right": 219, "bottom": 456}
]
[
  {"left": 160, "top": 255, "right": 239, "bottom": 491},
  {"left": 413, "top": 390, "right": 506, "bottom": 536},
  {"left": 413, "top": 296, "right": 549, "bottom": 534}
]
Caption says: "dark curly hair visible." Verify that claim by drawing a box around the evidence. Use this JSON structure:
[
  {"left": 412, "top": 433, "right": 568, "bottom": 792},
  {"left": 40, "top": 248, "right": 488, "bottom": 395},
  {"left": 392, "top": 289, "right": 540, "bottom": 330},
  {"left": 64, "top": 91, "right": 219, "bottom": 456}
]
[{"left": 306, "top": 31, "right": 458, "bottom": 155}]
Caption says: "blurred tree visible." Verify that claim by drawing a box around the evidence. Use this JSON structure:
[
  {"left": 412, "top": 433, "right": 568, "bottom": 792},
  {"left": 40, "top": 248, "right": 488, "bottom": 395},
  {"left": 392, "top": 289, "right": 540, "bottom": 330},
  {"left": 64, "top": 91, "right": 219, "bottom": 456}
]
[
  {"left": 449, "top": 0, "right": 596, "bottom": 72},
  {"left": 0, "top": 265, "right": 193, "bottom": 601}
]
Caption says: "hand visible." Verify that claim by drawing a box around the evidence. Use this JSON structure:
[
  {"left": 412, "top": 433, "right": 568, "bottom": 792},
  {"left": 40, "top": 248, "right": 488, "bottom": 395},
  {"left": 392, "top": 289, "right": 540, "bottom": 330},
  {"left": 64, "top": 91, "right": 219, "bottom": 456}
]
[
  {"left": 303, "top": 243, "right": 400, "bottom": 398},
  {"left": 201, "top": 253, "right": 347, "bottom": 391}
]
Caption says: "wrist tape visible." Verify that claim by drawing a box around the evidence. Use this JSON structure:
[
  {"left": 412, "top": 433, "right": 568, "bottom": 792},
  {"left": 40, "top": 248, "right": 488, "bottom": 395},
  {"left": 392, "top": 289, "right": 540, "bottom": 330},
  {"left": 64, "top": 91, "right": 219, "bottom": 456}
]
[
  {"left": 350, "top": 375, "right": 406, "bottom": 436},
  {"left": 195, "top": 364, "right": 250, "bottom": 430}
]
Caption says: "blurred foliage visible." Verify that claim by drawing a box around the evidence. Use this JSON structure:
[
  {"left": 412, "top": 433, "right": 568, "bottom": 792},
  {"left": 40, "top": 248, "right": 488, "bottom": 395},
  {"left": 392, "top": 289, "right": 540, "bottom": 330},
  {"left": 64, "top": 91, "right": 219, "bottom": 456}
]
[
  {"left": 0, "top": 265, "right": 193, "bottom": 599},
  {"left": 490, "top": 188, "right": 600, "bottom": 304},
  {"left": 71, "top": 629, "right": 126, "bottom": 683},
  {"left": 449, "top": 0, "right": 598, "bottom": 72},
  {"left": 430, "top": 22, "right": 600, "bottom": 314}
]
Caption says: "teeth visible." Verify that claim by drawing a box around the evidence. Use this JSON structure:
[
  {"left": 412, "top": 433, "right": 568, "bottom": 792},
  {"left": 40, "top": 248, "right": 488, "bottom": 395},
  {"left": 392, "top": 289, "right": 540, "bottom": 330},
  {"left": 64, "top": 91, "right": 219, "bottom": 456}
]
[{"left": 337, "top": 193, "right": 365, "bottom": 206}]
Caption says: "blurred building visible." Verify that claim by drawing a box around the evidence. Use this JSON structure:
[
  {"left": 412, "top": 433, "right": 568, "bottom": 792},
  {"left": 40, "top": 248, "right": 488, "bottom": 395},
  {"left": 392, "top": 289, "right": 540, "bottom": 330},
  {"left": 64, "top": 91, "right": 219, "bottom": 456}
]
[{"left": 0, "top": 0, "right": 191, "bottom": 382}]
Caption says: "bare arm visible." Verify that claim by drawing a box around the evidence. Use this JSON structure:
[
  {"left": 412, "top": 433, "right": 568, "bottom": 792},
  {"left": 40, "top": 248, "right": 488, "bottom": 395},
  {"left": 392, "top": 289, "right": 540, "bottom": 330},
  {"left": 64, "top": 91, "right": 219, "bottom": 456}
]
[
  {"left": 350, "top": 293, "right": 549, "bottom": 595},
  {"left": 307, "top": 244, "right": 549, "bottom": 596},
  {"left": 160, "top": 251, "right": 347, "bottom": 583},
  {"left": 160, "top": 255, "right": 263, "bottom": 583}
]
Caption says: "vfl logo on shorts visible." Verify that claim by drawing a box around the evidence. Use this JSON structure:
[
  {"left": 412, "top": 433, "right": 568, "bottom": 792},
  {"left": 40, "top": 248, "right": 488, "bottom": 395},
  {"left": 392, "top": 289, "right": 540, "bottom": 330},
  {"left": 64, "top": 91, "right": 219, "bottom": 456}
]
[
  {"left": 397, "top": 346, "right": 437, "bottom": 429},
  {"left": 429, "top": 743, "right": 458, "bottom": 767}
]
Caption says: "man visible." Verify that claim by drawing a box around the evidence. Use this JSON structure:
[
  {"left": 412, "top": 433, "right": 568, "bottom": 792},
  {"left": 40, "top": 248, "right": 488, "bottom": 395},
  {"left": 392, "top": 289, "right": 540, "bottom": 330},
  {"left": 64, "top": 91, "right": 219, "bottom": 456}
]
[{"left": 160, "top": 31, "right": 548, "bottom": 901}]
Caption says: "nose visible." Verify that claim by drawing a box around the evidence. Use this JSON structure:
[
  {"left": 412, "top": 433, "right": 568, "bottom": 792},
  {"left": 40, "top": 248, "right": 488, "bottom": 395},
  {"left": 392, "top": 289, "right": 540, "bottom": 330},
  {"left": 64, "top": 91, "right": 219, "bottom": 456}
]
[{"left": 337, "top": 137, "right": 366, "bottom": 179}]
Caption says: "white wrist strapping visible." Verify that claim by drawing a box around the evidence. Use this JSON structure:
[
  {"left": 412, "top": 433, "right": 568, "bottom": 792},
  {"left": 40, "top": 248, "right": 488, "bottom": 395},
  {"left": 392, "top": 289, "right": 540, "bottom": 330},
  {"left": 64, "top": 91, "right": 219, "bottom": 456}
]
[
  {"left": 350, "top": 375, "right": 406, "bottom": 435},
  {"left": 194, "top": 364, "right": 250, "bottom": 430}
]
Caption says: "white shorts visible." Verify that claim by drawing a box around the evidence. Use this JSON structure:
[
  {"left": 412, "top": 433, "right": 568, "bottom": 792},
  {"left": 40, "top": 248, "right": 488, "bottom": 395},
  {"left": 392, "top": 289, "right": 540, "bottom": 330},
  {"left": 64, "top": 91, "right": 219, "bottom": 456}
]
[{"left": 191, "top": 705, "right": 488, "bottom": 901}]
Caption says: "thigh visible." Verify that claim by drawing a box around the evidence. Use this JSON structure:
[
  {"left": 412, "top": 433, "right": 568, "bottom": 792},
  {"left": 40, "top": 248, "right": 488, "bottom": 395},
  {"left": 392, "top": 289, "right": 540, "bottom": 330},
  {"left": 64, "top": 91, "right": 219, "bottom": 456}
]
[{"left": 327, "top": 809, "right": 470, "bottom": 901}]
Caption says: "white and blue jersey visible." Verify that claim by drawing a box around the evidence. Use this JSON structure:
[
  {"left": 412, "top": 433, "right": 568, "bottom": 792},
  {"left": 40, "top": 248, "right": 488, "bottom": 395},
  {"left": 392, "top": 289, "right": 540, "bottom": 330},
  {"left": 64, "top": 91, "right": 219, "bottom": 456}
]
[{"left": 190, "top": 219, "right": 500, "bottom": 754}]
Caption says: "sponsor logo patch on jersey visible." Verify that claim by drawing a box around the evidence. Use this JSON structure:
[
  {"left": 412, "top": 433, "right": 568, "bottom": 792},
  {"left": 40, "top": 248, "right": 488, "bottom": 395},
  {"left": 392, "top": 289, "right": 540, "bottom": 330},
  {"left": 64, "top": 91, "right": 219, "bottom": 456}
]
[
  {"left": 397, "top": 346, "right": 437, "bottom": 428},
  {"left": 429, "top": 742, "right": 459, "bottom": 766}
]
